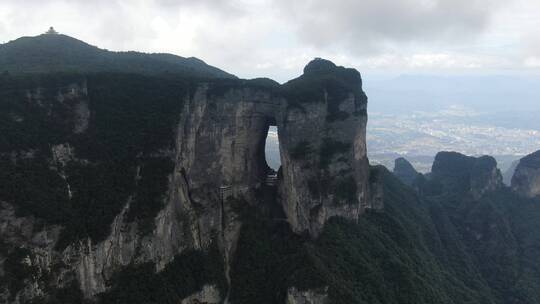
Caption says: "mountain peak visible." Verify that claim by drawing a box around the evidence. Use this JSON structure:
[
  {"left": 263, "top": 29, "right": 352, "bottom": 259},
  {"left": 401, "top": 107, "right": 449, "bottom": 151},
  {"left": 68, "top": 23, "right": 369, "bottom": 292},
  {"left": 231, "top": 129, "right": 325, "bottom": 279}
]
[
  {"left": 431, "top": 152, "right": 502, "bottom": 199},
  {"left": 303, "top": 58, "right": 337, "bottom": 75},
  {"left": 393, "top": 157, "right": 420, "bottom": 186},
  {"left": 0, "top": 33, "right": 235, "bottom": 79}
]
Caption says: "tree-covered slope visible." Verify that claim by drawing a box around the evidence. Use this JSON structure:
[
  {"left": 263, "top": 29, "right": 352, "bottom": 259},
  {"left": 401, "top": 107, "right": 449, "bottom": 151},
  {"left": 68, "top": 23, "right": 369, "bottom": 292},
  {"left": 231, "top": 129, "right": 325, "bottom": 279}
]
[
  {"left": 89, "top": 167, "right": 505, "bottom": 304},
  {"left": 0, "top": 34, "right": 234, "bottom": 79},
  {"left": 428, "top": 187, "right": 540, "bottom": 304},
  {"left": 226, "top": 167, "right": 500, "bottom": 303},
  {"left": 0, "top": 73, "right": 188, "bottom": 249},
  {"left": 226, "top": 163, "right": 540, "bottom": 304}
]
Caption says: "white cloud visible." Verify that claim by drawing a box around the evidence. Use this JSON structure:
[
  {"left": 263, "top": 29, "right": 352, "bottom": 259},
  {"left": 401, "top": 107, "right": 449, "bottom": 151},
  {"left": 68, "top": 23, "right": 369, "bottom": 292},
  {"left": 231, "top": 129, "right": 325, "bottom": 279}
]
[
  {"left": 525, "top": 57, "right": 540, "bottom": 68},
  {"left": 0, "top": 0, "right": 538, "bottom": 80},
  {"left": 274, "top": 0, "right": 506, "bottom": 55}
]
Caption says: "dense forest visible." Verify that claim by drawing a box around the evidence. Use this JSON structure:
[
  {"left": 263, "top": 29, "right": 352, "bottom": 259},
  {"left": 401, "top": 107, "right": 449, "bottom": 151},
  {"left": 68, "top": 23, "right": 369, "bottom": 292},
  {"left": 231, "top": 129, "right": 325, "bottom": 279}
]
[
  {"left": 223, "top": 165, "right": 540, "bottom": 304},
  {"left": 0, "top": 34, "right": 234, "bottom": 79},
  {"left": 90, "top": 165, "right": 540, "bottom": 304},
  {"left": 0, "top": 73, "right": 189, "bottom": 249}
]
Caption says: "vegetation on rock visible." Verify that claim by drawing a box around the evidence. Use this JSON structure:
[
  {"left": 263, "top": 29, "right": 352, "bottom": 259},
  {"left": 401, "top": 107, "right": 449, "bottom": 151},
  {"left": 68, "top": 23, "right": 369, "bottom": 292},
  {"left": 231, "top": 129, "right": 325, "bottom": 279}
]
[
  {"left": 0, "top": 73, "right": 187, "bottom": 248},
  {"left": 0, "top": 34, "right": 234, "bottom": 78}
]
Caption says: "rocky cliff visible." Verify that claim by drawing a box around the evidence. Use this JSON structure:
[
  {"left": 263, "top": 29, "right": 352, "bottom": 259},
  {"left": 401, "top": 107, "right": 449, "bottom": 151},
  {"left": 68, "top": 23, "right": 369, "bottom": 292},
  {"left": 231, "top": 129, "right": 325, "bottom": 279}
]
[
  {"left": 431, "top": 151, "right": 502, "bottom": 199},
  {"left": 278, "top": 59, "right": 373, "bottom": 236},
  {"left": 393, "top": 157, "right": 420, "bottom": 186},
  {"left": 8, "top": 34, "right": 540, "bottom": 304},
  {"left": 512, "top": 150, "right": 540, "bottom": 198},
  {"left": 0, "top": 33, "right": 234, "bottom": 78},
  {"left": 0, "top": 58, "right": 375, "bottom": 303},
  {"left": 6, "top": 52, "right": 540, "bottom": 304}
]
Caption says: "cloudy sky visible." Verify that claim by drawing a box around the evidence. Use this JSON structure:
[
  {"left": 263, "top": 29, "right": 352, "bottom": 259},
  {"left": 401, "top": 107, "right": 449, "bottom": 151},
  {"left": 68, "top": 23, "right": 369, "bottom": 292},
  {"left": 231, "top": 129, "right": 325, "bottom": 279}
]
[{"left": 0, "top": 0, "right": 539, "bottom": 81}]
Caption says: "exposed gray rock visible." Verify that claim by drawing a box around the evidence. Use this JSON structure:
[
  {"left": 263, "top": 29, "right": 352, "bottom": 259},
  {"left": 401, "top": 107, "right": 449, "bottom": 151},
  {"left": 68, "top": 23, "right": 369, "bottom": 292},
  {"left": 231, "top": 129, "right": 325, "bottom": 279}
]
[
  {"left": 0, "top": 202, "right": 65, "bottom": 303},
  {"left": 393, "top": 157, "right": 420, "bottom": 186},
  {"left": 73, "top": 98, "right": 90, "bottom": 134},
  {"left": 55, "top": 82, "right": 90, "bottom": 134},
  {"left": 286, "top": 287, "right": 329, "bottom": 304},
  {"left": 431, "top": 152, "right": 502, "bottom": 199},
  {"left": 512, "top": 150, "right": 540, "bottom": 198},
  {"left": 470, "top": 156, "right": 503, "bottom": 200},
  {"left": 175, "top": 59, "right": 373, "bottom": 239},
  {"left": 278, "top": 59, "right": 372, "bottom": 236},
  {"left": 181, "top": 284, "right": 221, "bottom": 304},
  {"left": 0, "top": 59, "right": 376, "bottom": 302}
]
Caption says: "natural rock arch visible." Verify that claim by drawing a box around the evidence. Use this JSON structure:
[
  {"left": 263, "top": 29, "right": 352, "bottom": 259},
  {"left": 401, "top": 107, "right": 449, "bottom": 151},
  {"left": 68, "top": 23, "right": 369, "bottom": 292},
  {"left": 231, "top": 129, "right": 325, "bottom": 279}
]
[{"left": 174, "top": 59, "right": 376, "bottom": 242}]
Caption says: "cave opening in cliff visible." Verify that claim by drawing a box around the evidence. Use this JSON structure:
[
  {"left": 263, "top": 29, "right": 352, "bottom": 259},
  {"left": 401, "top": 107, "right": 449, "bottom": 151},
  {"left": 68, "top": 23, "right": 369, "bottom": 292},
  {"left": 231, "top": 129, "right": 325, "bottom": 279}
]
[{"left": 265, "top": 125, "right": 281, "bottom": 171}]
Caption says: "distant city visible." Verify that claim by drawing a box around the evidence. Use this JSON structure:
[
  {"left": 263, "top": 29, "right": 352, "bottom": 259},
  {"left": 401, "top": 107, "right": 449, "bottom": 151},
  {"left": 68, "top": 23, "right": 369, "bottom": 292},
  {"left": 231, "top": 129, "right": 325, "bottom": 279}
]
[{"left": 367, "top": 105, "right": 540, "bottom": 173}]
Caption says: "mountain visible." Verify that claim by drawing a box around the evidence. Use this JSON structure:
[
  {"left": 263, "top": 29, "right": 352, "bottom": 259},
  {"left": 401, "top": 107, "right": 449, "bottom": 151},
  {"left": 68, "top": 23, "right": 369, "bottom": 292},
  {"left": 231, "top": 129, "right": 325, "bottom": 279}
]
[
  {"left": 0, "top": 33, "right": 234, "bottom": 78},
  {"left": 3, "top": 35, "right": 540, "bottom": 304},
  {"left": 430, "top": 152, "right": 502, "bottom": 199},
  {"left": 0, "top": 56, "right": 376, "bottom": 303},
  {"left": 393, "top": 157, "right": 421, "bottom": 186},
  {"left": 416, "top": 151, "right": 540, "bottom": 304},
  {"left": 512, "top": 150, "right": 540, "bottom": 198}
]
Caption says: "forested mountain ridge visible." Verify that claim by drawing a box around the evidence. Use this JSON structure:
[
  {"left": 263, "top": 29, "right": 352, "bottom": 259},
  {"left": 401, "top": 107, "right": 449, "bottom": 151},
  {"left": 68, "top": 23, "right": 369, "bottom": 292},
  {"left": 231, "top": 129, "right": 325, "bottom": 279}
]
[{"left": 0, "top": 33, "right": 234, "bottom": 79}]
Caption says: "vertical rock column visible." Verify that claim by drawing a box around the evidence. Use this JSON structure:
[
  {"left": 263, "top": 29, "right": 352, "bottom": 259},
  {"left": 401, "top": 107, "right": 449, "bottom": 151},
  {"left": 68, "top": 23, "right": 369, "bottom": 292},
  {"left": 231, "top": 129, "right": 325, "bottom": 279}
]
[
  {"left": 276, "top": 59, "right": 371, "bottom": 237},
  {"left": 173, "top": 82, "right": 281, "bottom": 299}
]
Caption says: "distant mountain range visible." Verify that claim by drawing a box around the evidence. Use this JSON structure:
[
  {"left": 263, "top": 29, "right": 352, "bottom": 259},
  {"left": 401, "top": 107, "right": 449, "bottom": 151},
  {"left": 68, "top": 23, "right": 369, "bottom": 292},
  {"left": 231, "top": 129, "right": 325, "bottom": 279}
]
[{"left": 365, "top": 74, "right": 540, "bottom": 116}]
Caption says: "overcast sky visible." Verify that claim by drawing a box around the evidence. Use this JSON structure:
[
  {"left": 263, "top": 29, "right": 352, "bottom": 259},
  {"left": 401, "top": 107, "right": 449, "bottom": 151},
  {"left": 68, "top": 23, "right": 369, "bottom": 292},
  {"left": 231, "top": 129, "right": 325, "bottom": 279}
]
[{"left": 1, "top": 0, "right": 539, "bottom": 81}]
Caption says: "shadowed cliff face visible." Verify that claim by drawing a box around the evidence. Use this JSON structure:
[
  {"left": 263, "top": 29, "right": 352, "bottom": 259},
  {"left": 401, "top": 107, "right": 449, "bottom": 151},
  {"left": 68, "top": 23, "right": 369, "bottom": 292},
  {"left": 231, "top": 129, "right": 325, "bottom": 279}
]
[
  {"left": 0, "top": 59, "right": 374, "bottom": 302},
  {"left": 172, "top": 59, "right": 372, "bottom": 303},
  {"left": 393, "top": 157, "right": 420, "bottom": 186},
  {"left": 431, "top": 152, "right": 502, "bottom": 199},
  {"left": 512, "top": 150, "right": 540, "bottom": 198},
  {"left": 8, "top": 57, "right": 540, "bottom": 304},
  {"left": 176, "top": 60, "right": 372, "bottom": 247},
  {"left": 278, "top": 59, "right": 372, "bottom": 236},
  {"left": 177, "top": 58, "right": 372, "bottom": 239}
]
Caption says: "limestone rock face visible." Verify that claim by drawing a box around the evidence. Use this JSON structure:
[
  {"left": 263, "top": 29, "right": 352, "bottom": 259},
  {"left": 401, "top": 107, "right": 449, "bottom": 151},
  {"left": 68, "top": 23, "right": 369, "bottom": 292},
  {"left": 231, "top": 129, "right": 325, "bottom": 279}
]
[
  {"left": 278, "top": 59, "right": 372, "bottom": 236},
  {"left": 0, "top": 59, "right": 375, "bottom": 302},
  {"left": 469, "top": 156, "right": 503, "bottom": 199},
  {"left": 181, "top": 284, "right": 221, "bottom": 304},
  {"left": 286, "top": 287, "right": 329, "bottom": 304},
  {"left": 432, "top": 152, "right": 502, "bottom": 199},
  {"left": 0, "top": 202, "right": 64, "bottom": 303},
  {"left": 175, "top": 58, "right": 373, "bottom": 238},
  {"left": 393, "top": 157, "right": 420, "bottom": 186},
  {"left": 512, "top": 150, "right": 540, "bottom": 198}
]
